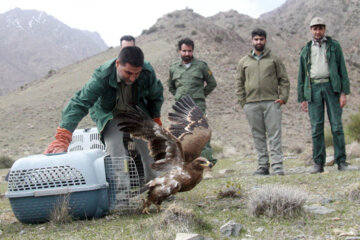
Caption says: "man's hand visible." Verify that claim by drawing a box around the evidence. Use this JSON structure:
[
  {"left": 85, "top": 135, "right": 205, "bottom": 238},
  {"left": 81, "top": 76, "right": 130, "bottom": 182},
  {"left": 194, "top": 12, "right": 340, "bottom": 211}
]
[
  {"left": 301, "top": 101, "right": 308, "bottom": 112},
  {"left": 152, "top": 117, "right": 162, "bottom": 126},
  {"left": 274, "top": 99, "right": 285, "bottom": 105},
  {"left": 340, "top": 93, "right": 347, "bottom": 108},
  {"left": 43, "top": 127, "right": 73, "bottom": 154}
]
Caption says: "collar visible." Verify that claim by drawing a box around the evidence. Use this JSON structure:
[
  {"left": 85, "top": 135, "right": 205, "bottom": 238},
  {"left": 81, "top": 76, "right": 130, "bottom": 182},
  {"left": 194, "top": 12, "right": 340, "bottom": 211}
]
[{"left": 312, "top": 36, "right": 327, "bottom": 47}]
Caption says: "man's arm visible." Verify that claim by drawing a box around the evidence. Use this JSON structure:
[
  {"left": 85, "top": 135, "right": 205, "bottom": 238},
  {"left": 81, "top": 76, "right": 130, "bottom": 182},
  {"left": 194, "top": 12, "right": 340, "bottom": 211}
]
[
  {"left": 275, "top": 58, "right": 290, "bottom": 104},
  {"left": 336, "top": 43, "right": 350, "bottom": 95},
  {"left": 203, "top": 64, "right": 217, "bottom": 97},
  {"left": 145, "top": 67, "right": 164, "bottom": 119},
  {"left": 235, "top": 59, "right": 247, "bottom": 107},
  {"left": 168, "top": 68, "right": 176, "bottom": 96}
]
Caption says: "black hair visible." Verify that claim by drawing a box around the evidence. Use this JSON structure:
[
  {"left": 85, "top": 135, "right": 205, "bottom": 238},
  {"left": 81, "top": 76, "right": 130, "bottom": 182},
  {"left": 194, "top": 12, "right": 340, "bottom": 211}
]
[
  {"left": 120, "top": 35, "right": 136, "bottom": 45},
  {"left": 177, "top": 38, "right": 194, "bottom": 50},
  {"left": 118, "top": 46, "right": 144, "bottom": 67},
  {"left": 251, "top": 28, "right": 267, "bottom": 39}
]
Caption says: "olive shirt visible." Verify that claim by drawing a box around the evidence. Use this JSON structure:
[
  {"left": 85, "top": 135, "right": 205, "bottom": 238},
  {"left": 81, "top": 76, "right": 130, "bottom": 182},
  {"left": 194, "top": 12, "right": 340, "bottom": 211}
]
[
  {"left": 60, "top": 58, "right": 164, "bottom": 136},
  {"left": 168, "top": 58, "right": 217, "bottom": 105}
]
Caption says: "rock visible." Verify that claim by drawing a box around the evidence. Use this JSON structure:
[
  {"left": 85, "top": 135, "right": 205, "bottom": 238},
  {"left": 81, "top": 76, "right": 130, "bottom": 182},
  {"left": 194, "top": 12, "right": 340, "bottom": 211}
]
[
  {"left": 175, "top": 233, "right": 205, "bottom": 240},
  {"left": 254, "top": 227, "right": 264, "bottom": 233},
  {"left": 203, "top": 169, "right": 213, "bottom": 179},
  {"left": 218, "top": 169, "right": 235, "bottom": 175},
  {"left": 303, "top": 204, "right": 335, "bottom": 214},
  {"left": 220, "top": 220, "right": 243, "bottom": 237},
  {"left": 345, "top": 237, "right": 360, "bottom": 240},
  {"left": 325, "top": 156, "right": 335, "bottom": 166}
]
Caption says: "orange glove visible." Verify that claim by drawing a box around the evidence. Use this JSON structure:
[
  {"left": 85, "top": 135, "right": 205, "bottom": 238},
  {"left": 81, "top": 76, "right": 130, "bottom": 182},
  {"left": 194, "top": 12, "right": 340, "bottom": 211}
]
[
  {"left": 152, "top": 117, "right": 162, "bottom": 126},
  {"left": 43, "top": 127, "right": 73, "bottom": 154}
]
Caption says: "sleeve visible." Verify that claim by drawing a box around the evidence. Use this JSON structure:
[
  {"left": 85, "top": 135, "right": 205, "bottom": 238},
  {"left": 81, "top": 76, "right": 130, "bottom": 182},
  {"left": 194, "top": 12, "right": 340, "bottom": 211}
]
[
  {"left": 145, "top": 66, "right": 164, "bottom": 118},
  {"left": 336, "top": 44, "right": 350, "bottom": 94},
  {"left": 60, "top": 68, "right": 106, "bottom": 132},
  {"left": 203, "top": 64, "right": 217, "bottom": 97},
  {"left": 168, "top": 67, "right": 176, "bottom": 96},
  {"left": 235, "top": 58, "right": 247, "bottom": 107},
  {"left": 297, "top": 51, "right": 306, "bottom": 103},
  {"left": 275, "top": 58, "right": 290, "bottom": 103}
]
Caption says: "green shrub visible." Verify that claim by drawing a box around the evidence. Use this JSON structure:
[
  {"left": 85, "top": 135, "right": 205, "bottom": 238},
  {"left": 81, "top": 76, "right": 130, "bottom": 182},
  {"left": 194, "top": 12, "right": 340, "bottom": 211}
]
[
  {"left": 191, "top": 30, "right": 197, "bottom": 35},
  {"left": 214, "top": 35, "right": 223, "bottom": 44},
  {"left": 141, "top": 26, "right": 158, "bottom": 35},
  {"left": 346, "top": 113, "right": 360, "bottom": 142},
  {"left": 0, "top": 155, "right": 14, "bottom": 169},
  {"left": 174, "top": 23, "right": 186, "bottom": 28}
]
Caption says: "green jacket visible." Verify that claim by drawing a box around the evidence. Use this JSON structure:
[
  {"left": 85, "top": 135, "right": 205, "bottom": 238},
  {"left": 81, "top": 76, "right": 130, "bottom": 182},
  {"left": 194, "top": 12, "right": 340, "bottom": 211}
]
[
  {"left": 236, "top": 49, "right": 290, "bottom": 107},
  {"left": 60, "top": 58, "right": 164, "bottom": 135},
  {"left": 297, "top": 36, "right": 350, "bottom": 102},
  {"left": 168, "top": 58, "right": 217, "bottom": 101}
]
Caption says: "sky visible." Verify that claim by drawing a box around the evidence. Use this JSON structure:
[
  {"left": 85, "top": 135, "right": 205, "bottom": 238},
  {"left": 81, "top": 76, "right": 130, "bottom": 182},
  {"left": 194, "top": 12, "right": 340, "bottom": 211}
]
[{"left": 0, "top": 0, "right": 286, "bottom": 47}]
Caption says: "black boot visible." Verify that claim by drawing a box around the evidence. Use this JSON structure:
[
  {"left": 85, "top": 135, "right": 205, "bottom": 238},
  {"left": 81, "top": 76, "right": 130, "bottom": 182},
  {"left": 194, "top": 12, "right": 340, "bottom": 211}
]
[
  {"left": 253, "top": 167, "right": 270, "bottom": 175},
  {"left": 311, "top": 163, "right": 324, "bottom": 174},
  {"left": 338, "top": 162, "right": 349, "bottom": 171}
]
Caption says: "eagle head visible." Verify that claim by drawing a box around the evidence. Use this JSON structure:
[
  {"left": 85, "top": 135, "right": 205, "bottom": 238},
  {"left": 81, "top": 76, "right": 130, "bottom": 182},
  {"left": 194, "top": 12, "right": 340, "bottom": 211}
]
[{"left": 191, "top": 157, "right": 213, "bottom": 170}]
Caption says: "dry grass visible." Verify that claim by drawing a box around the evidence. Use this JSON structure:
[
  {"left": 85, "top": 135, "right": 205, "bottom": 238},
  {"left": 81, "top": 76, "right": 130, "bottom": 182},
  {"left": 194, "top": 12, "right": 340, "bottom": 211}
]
[
  {"left": 345, "top": 183, "right": 360, "bottom": 201},
  {"left": 49, "top": 194, "right": 72, "bottom": 224},
  {"left": 247, "top": 184, "right": 308, "bottom": 218}
]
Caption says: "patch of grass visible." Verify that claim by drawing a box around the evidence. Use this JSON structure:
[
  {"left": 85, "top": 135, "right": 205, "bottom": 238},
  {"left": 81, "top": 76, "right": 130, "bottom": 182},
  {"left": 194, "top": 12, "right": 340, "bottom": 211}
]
[
  {"left": 345, "top": 183, "right": 360, "bottom": 201},
  {"left": 215, "top": 181, "right": 242, "bottom": 199},
  {"left": 247, "top": 184, "right": 308, "bottom": 218},
  {"left": 211, "top": 143, "right": 224, "bottom": 155},
  {"left": 0, "top": 155, "right": 13, "bottom": 169},
  {"left": 49, "top": 194, "right": 72, "bottom": 224}
]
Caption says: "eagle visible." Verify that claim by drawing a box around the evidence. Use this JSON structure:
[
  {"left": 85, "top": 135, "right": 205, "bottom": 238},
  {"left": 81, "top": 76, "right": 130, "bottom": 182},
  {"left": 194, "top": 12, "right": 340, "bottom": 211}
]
[{"left": 117, "top": 96, "right": 213, "bottom": 214}]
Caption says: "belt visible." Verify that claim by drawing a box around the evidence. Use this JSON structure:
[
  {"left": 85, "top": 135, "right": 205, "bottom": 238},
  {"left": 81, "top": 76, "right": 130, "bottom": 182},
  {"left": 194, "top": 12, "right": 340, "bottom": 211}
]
[{"left": 311, "top": 78, "right": 329, "bottom": 83}]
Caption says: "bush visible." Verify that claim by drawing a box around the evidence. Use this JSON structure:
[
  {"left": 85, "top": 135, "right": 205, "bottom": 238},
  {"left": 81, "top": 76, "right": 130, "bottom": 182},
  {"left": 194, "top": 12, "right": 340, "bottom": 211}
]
[
  {"left": 191, "top": 30, "right": 197, "bottom": 35},
  {"left": 174, "top": 23, "right": 186, "bottom": 28},
  {"left": 0, "top": 155, "right": 14, "bottom": 169},
  {"left": 141, "top": 26, "right": 158, "bottom": 35},
  {"left": 215, "top": 181, "right": 242, "bottom": 199},
  {"left": 346, "top": 183, "right": 360, "bottom": 201},
  {"left": 214, "top": 35, "right": 223, "bottom": 44},
  {"left": 248, "top": 184, "right": 307, "bottom": 218},
  {"left": 346, "top": 113, "right": 360, "bottom": 142}
]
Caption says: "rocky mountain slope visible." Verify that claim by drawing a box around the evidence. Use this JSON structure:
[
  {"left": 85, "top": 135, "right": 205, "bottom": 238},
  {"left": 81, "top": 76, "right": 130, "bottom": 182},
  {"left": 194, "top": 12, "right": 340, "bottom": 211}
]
[
  {"left": 0, "top": 0, "right": 359, "bottom": 160},
  {"left": 0, "top": 8, "right": 108, "bottom": 95}
]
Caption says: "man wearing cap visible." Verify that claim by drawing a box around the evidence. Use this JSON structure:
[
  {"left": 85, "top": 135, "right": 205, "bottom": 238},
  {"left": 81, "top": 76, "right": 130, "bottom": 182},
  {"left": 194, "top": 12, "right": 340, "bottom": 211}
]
[{"left": 298, "top": 17, "right": 350, "bottom": 173}]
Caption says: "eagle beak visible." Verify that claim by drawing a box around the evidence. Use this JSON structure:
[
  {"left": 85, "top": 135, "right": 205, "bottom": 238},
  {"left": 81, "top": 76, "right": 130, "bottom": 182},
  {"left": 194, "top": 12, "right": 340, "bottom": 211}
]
[{"left": 201, "top": 160, "right": 213, "bottom": 168}]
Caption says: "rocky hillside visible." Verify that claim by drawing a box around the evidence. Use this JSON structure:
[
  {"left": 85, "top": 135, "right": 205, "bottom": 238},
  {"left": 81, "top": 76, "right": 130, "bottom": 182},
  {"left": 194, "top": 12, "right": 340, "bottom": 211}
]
[
  {"left": 0, "top": 0, "right": 359, "bottom": 160},
  {"left": 0, "top": 8, "right": 108, "bottom": 95}
]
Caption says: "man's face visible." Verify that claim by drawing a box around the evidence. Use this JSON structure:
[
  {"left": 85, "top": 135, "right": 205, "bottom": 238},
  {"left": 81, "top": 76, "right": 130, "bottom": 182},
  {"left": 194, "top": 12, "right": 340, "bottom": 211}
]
[
  {"left": 310, "top": 25, "right": 326, "bottom": 40},
  {"left": 179, "top": 44, "right": 193, "bottom": 63},
  {"left": 116, "top": 59, "right": 142, "bottom": 85},
  {"left": 121, "top": 40, "right": 135, "bottom": 49},
  {"left": 252, "top": 35, "right": 266, "bottom": 52}
]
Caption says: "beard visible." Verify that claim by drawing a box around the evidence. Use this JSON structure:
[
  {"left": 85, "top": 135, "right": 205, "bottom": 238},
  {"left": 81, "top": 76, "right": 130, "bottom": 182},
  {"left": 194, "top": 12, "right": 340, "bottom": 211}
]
[
  {"left": 254, "top": 44, "right": 265, "bottom": 52},
  {"left": 117, "top": 72, "right": 134, "bottom": 85},
  {"left": 181, "top": 56, "right": 193, "bottom": 63}
]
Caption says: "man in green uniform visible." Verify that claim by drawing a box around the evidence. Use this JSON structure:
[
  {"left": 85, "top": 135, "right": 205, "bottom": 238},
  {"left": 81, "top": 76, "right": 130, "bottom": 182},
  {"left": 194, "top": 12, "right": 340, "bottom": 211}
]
[
  {"left": 298, "top": 17, "right": 350, "bottom": 173},
  {"left": 44, "top": 46, "right": 164, "bottom": 182},
  {"left": 168, "top": 38, "right": 217, "bottom": 165}
]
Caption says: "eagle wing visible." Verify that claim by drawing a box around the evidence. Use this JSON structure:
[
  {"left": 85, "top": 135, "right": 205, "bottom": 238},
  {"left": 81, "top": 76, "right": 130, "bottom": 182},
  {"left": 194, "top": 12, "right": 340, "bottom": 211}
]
[
  {"left": 168, "top": 96, "right": 211, "bottom": 163},
  {"left": 116, "top": 106, "right": 185, "bottom": 172}
]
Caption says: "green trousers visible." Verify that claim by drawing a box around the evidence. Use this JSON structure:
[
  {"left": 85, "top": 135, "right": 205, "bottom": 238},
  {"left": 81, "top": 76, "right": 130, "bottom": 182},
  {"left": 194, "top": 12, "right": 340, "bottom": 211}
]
[
  {"left": 308, "top": 82, "right": 346, "bottom": 165},
  {"left": 195, "top": 99, "right": 217, "bottom": 165}
]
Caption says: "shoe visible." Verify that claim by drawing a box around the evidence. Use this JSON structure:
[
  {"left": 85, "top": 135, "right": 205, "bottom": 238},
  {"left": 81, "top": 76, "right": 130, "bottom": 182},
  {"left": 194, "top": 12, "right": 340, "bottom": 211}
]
[
  {"left": 253, "top": 167, "right": 270, "bottom": 175},
  {"left": 273, "top": 169, "right": 285, "bottom": 176},
  {"left": 311, "top": 163, "right": 324, "bottom": 174},
  {"left": 338, "top": 162, "right": 349, "bottom": 171}
]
